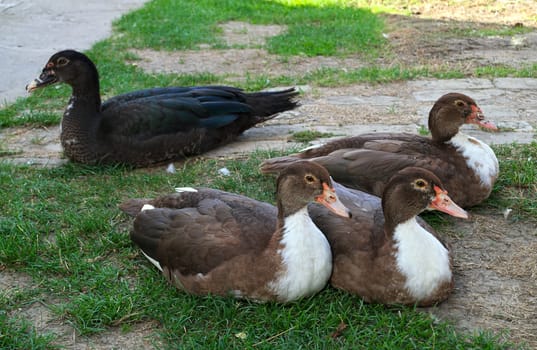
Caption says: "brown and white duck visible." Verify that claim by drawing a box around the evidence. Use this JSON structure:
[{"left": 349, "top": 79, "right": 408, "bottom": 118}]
[
  {"left": 120, "top": 161, "right": 350, "bottom": 302},
  {"left": 308, "top": 167, "right": 468, "bottom": 306},
  {"left": 26, "top": 50, "right": 299, "bottom": 167},
  {"left": 261, "top": 93, "right": 499, "bottom": 208}
]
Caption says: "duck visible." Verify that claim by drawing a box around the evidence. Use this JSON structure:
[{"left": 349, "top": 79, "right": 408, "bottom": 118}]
[
  {"left": 261, "top": 93, "right": 499, "bottom": 208},
  {"left": 26, "top": 50, "right": 299, "bottom": 167},
  {"left": 119, "top": 161, "right": 351, "bottom": 302},
  {"left": 308, "top": 167, "right": 468, "bottom": 306}
]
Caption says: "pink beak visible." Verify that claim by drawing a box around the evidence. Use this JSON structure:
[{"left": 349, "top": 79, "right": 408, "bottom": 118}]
[
  {"left": 467, "top": 105, "right": 498, "bottom": 131},
  {"left": 315, "top": 182, "right": 352, "bottom": 218},
  {"left": 428, "top": 185, "right": 468, "bottom": 219}
]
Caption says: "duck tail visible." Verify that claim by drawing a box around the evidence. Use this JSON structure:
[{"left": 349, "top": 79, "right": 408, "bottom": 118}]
[
  {"left": 119, "top": 198, "right": 151, "bottom": 217},
  {"left": 245, "top": 88, "right": 300, "bottom": 120}
]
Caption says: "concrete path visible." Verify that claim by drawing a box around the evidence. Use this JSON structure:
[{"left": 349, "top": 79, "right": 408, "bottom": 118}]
[{"left": 0, "top": 0, "right": 147, "bottom": 106}]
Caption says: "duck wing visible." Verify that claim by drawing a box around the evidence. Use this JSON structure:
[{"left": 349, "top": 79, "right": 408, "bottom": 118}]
[
  {"left": 260, "top": 133, "right": 425, "bottom": 174},
  {"left": 262, "top": 134, "right": 458, "bottom": 198},
  {"left": 100, "top": 86, "right": 257, "bottom": 138},
  {"left": 123, "top": 189, "right": 277, "bottom": 276}
]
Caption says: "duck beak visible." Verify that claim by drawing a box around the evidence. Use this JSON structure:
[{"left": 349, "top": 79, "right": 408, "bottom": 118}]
[
  {"left": 26, "top": 69, "right": 58, "bottom": 92},
  {"left": 428, "top": 185, "right": 468, "bottom": 219},
  {"left": 466, "top": 105, "right": 498, "bottom": 131},
  {"left": 315, "top": 182, "right": 352, "bottom": 218}
]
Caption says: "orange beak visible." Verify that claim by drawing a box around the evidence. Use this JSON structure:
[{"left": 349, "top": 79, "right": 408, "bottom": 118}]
[
  {"left": 315, "top": 182, "right": 351, "bottom": 218},
  {"left": 428, "top": 185, "right": 468, "bottom": 219},
  {"left": 466, "top": 105, "right": 498, "bottom": 131}
]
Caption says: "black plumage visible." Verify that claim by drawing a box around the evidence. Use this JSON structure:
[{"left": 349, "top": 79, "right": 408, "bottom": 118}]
[{"left": 26, "top": 50, "right": 299, "bottom": 167}]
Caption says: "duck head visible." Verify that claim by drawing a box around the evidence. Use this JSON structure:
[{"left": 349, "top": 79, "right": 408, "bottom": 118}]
[
  {"left": 428, "top": 93, "right": 498, "bottom": 143},
  {"left": 26, "top": 50, "right": 99, "bottom": 93},
  {"left": 382, "top": 167, "right": 467, "bottom": 229},
  {"left": 276, "top": 161, "right": 351, "bottom": 219}
]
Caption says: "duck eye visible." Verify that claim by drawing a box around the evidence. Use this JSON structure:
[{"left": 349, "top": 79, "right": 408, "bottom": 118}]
[
  {"left": 454, "top": 100, "right": 465, "bottom": 107},
  {"left": 415, "top": 179, "right": 427, "bottom": 188},
  {"left": 304, "top": 175, "right": 316, "bottom": 183},
  {"left": 57, "top": 57, "right": 69, "bottom": 67}
]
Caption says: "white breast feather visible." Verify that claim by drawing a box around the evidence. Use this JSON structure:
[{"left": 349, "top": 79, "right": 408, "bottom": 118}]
[
  {"left": 448, "top": 132, "right": 499, "bottom": 187},
  {"left": 393, "top": 218, "right": 451, "bottom": 300},
  {"left": 268, "top": 207, "right": 332, "bottom": 301}
]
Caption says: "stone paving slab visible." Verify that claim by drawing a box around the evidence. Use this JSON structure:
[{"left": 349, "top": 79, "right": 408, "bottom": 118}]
[
  {"left": 408, "top": 78, "right": 496, "bottom": 90},
  {"left": 494, "top": 77, "right": 537, "bottom": 89},
  {"left": 0, "top": 0, "right": 147, "bottom": 105}
]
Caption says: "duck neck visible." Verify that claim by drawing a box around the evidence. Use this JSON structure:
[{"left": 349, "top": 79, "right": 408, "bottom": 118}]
[
  {"left": 61, "top": 95, "right": 100, "bottom": 141},
  {"left": 382, "top": 200, "right": 412, "bottom": 235},
  {"left": 428, "top": 107, "right": 460, "bottom": 143},
  {"left": 69, "top": 62, "right": 102, "bottom": 113},
  {"left": 269, "top": 206, "right": 332, "bottom": 301},
  {"left": 392, "top": 217, "right": 451, "bottom": 300},
  {"left": 61, "top": 67, "right": 102, "bottom": 140},
  {"left": 60, "top": 87, "right": 101, "bottom": 162}
]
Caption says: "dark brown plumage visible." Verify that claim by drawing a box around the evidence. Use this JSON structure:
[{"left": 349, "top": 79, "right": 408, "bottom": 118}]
[
  {"left": 261, "top": 93, "right": 499, "bottom": 208},
  {"left": 120, "top": 161, "right": 350, "bottom": 302},
  {"left": 309, "top": 167, "right": 468, "bottom": 306},
  {"left": 26, "top": 50, "right": 299, "bottom": 167}
]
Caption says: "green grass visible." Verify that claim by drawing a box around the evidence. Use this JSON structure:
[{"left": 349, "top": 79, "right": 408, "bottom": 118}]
[
  {"left": 115, "top": 0, "right": 385, "bottom": 57},
  {"left": 1, "top": 0, "right": 536, "bottom": 347},
  {"left": 1, "top": 145, "right": 535, "bottom": 348},
  {"left": 478, "top": 142, "right": 537, "bottom": 220},
  {"left": 449, "top": 25, "right": 533, "bottom": 38},
  {"left": 417, "top": 125, "right": 430, "bottom": 136},
  {"left": 291, "top": 130, "right": 337, "bottom": 143},
  {"left": 475, "top": 63, "right": 537, "bottom": 78},
  {"left": 0, "top": 311, "right": 58, "bottom": 350}
]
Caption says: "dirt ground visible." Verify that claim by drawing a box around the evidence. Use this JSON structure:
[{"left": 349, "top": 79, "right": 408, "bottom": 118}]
[{"left": 2, "top": 2, "right": 537, "bottom": 348}]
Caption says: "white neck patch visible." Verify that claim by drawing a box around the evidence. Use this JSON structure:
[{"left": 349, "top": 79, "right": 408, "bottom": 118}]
[
  {"left": 393, "top": 217, "right": 452, "bottom": 300},
  {"left": 448, "top": 132, "right": 499, "bottom": 187},
  {"left": 64, "top": 99, "right": 75, "bottom": 117},
  {"left": 269, "top": 207, "right": 332, "bottom": 301}
]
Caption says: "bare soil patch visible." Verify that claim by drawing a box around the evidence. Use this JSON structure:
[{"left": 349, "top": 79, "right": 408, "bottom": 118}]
[
  {"left": 13, "top": 300, "right": 161, "bottom": 349},
  {"left": 0, "top": 269, "right": 33, "bottom": 295},
  {"left": 425, "top": 214, "right": 537, "bottom": 347},
  {"left": 130, "top": 47, "right": 366, "bottom": 78},
  {"left": 0, "top": 268, "right": 162, "bottom": 348}
]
